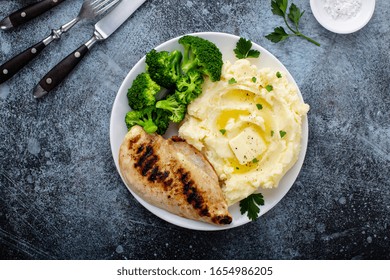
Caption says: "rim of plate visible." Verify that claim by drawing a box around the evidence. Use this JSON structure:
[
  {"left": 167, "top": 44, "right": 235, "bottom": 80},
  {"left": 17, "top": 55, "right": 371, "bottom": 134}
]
[
  {"left": 109, "top": 32, "right": 309, "bottom": 231},
  {"left": 310, "top": 0, "right": 376, "bottom": 34}
]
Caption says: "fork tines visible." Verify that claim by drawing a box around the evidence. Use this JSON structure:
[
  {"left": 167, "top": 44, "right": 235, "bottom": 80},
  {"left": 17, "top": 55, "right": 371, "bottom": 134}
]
[{"left": 92, "top": 0, "right": 121, "bottom": 16}]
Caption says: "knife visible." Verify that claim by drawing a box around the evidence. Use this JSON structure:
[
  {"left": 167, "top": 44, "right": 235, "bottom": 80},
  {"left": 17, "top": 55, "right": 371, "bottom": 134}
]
[
  {"left": 33, "top": 0, "right": 146, "bottom": 98},
  {"left": 0, "top": 0, "right": 67, "bottom": 30}
]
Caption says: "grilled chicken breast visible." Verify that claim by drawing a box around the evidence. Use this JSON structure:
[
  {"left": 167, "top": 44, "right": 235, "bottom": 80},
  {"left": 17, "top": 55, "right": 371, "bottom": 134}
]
[{"left": 119, "top": 125, "right": 232, "bottom": 225}]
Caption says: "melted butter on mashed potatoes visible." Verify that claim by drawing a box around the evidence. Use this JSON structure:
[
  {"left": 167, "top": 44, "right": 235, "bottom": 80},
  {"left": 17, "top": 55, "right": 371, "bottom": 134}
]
[{"left": 178, "top": 59, "right": 309, "bottom": 206}]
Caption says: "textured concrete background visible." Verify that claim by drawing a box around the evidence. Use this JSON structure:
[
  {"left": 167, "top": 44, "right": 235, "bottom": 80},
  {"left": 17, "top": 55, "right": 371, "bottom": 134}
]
[{"left": 0, "top": 0, "right": 389, "bottom": 259}]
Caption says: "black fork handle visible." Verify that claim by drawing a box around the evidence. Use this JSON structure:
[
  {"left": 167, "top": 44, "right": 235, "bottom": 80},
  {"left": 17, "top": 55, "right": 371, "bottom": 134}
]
[
  {"left": 33, "top": 44, "right": 89, "bottom": 98},
  {"left": 0, "top": 41, "right": 46, "bottom": 84},
  {"left": 0, "top": 0, "right": 67, "bottom": 30}
]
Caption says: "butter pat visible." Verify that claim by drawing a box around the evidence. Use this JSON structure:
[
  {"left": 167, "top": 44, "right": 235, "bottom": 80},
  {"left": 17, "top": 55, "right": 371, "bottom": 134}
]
[{"left": 229, "top": 127, "right": 266, "bottom": 165}]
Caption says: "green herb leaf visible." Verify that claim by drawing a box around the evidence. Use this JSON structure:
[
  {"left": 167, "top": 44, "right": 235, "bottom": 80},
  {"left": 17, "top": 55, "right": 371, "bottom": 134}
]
[
  {"left": 288, "top": 3, "right": 304, "bottom": 29},
  {"left": 276, "top": 71, "right": 282, "bottom": 78},
  {"left": 220, "top": 129, "right": 227, "bottom": 135},
  {"left": 265, "top": 26, "right": 289, "bottom": 43},
  {"left": 266, "top": 1, "right": 320, "bottom": 46},
  {"left": 265, "top": 85, "right": 273, "bottom": 92},
  {"left": 234, "top": 37, "right": 261, "bottom": 59},
  {"left": 256, "top": 104, "right": 263, "bottom": 110},
  {"left": 271, "top": 0, "right": 288, "bottom": 17},
  {"left": 239, "top": 193, "right": 265, "bottom": 221},
  {"left": 279, "top": 130, "right": 287, "bottom": 138},
  {"left": 228, "top": 78, "right": 237, "bottom": 84},
  {"left": 247, "top": 49, "right": 261, "bottom": 58},
  {"left": 252, "top": 77, "right": 257, "bottom": 83},
  {"left": 252, "top": 158, "right": 259, "bottom": 163},
  {"left": 271, "top": 130, "right": 274, "bottom": 137}
]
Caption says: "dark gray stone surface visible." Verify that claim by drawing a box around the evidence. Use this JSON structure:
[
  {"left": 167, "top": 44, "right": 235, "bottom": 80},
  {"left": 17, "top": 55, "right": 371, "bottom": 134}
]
[{"left": 0, "top": 0, "right": 389, "bottom": 260}]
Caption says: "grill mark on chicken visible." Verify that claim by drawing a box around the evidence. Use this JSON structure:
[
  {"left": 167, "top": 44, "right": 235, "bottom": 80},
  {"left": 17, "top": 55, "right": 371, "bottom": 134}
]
[
  {"left": 128, "top": 134, "right": 141, "bottom": 149},
  {"left": 136, "top": 144, "right": 144, "bottom": 154},
  {"left": 131, "top": 141, "right": 172, "bottom": 185},
  {"left": 213, "top": 215, "right": 232, "bottom": 224},
  {"left": 135, "top": 144, "right": 153, "bottom": 168},
  {"left": 178, "top": 168, "right": 210, "bottom": 218},
  {"left": 177, "top": 168, "right": 231, "bottom": 224},
  {"left": 164, "top": 178, "right": 173, "bottom": 187},
  {"left": 149, "top": 166, "right": 160, "bottom": 182},
  {"left": 141, "top": 155, "right": 158, "bottom": 176},
  {"left": 148, "top": 166, "right": 170, "bottom": 183}
]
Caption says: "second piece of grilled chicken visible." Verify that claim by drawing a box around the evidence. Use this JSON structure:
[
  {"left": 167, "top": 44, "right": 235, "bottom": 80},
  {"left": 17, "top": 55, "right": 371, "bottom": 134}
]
[{"left": 119, "top": 125, "right": 232, "bottom": 225}]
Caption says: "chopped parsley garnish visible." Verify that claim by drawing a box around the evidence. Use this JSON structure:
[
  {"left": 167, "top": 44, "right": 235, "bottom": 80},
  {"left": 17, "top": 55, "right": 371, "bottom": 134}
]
[
  {"left": 252, "top": 158, "right": 259, "bottom": 163},
  {"left": 219, "top": 129, "right": 227, "bottom": 135},
  {"left": 234, "top": 37, "right": 261, "bottom": 59},
  {"left": 271, "top": 130, "right": 274, "bottom": 137},
  {"left": 236, "top": 167, "right": 240, "bottom": 170},
  {"left": 252, "top": 77, "right": 257, "bottom": 83},
  {"left": 279, "top": 130, "right": 287, "bottom": 138},
  {"left": 276, "top": 71, "right": 282, "bottom": 78},
  {"left": 265, "top": 85, "right": 273, "bottom": 92},
  {"left": 228, "top": 78, "right": 237, "bottom": 84},
  {"left": 256, "top": 104, "right": 263, "bottom": 110},
  {"left": 239, "top": 193, "right": 265, "bottom": 221}
]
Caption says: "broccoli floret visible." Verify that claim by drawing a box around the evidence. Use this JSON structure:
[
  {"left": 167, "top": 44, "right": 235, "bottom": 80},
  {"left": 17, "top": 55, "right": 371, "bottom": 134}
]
[
  {"left": 127, "top": 72, "right": 161, "bottom": 110},
  {"left": 125, "top": 107, "right": 158, "bottom": 134},
  {"left": 155, "top": 94, "right": 187, "bottom": 123},
  {"left": 146, "top": 49, "right": 182, "bottom": 89},
  {"left": 174, "top": 70, "right": 204, "bottom": 105},
  {"left": 125, "top": 106, "right": 170, "bottom": 135},
  {"left": 178, "top": 35, "right": 223, "bottom": 82},
  {"left": 153, "top": 108, "right": 171, "bottom": 135}
]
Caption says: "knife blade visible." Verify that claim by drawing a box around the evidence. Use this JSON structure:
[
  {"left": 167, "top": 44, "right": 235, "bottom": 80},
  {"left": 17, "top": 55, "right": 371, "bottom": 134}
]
[
  {"left": 33, "top": 0, "right": 146, "bottom": 98},
  {"left": 0, "top": 0, "right": 67, "bottom": 30}
]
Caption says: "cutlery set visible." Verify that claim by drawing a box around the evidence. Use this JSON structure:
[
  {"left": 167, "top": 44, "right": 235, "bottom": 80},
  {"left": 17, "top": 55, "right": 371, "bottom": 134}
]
[{"left": 0, "top": 0, "right": 146, "bottom": 98}]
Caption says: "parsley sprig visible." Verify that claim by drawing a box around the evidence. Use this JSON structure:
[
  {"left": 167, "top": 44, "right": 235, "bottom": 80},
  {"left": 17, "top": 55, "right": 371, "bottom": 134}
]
[
  {"left": 265, "top": 0, "right": 320, "bottom": 46},
  {"left": 239, "top": 193, "right": 265, "bottom": 221},
  {"left": 234, "top": 37, "right": 261, "bottom": 59}
]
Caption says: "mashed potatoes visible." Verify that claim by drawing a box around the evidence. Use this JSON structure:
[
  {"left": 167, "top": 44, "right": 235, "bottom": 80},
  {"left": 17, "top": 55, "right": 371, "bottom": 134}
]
[{"left": 179, "top": 59, "right": 309, "bottom": 205}]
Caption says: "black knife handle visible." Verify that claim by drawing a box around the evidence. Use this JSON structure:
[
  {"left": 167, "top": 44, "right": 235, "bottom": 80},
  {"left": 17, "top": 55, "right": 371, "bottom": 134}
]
[
  {"left": 6, "top": 0, "right": 66, "bottom": 29},
  {"left": 0, "top": 41, "right": 46, "bottom": 84},
  {"left": 34, "top": 44, "right": 89, "bottom": 96}
]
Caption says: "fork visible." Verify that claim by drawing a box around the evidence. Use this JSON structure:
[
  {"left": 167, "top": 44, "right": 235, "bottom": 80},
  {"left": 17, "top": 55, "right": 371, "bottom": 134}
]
[{"left": 0, "top": 0, "right": 121, "bottom": 84}]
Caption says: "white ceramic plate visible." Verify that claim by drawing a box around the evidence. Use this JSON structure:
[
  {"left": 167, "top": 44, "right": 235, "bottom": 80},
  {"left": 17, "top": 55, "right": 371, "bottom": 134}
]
[
  {"left": 310, "top": 0, "right": 375, "bottom": 34},
  {"left": 110, "top": 32, "right": 308, "bottom": 231}
]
